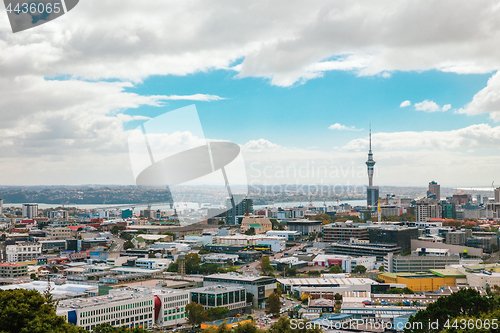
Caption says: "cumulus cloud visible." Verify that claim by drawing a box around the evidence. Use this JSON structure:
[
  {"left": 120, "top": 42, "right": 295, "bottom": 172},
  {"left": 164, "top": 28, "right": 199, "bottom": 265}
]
[
  {"left": 328, "top": 123, "right": 362, "bottom": 131},
  {"left": 243, "top": 139, "right": 281, "bottom": 150},
  {"left": 343, "top": 124, "right": 500, "bottom": 151},
  {"left": 414, "top": 100, "right": 442, "bottom": 112},
  {"left": 458, "top": 71, "right": 500, "bottom": 121},
  {"left": 413, "top": 100, "right": 451, "bottom": 112},
  {"left": 400, "top": 100, "right": 411, "bottom": 107}
]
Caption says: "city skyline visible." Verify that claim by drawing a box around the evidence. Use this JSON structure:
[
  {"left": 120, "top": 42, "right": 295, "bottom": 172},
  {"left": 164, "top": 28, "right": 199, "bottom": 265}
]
[{"left": 0, "top": 1, "right": 499, "bottom": 187}]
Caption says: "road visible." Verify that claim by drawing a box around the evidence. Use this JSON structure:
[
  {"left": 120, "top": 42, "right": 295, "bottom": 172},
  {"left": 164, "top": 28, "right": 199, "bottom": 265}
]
[{"left": 237, "top": 243, "right": 307, "bottom": 275}]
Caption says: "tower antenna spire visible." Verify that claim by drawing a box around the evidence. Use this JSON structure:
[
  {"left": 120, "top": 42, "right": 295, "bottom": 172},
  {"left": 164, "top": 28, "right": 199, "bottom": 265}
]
[{"left": 369, "top": 124, "right": 372, "bottom": 151}]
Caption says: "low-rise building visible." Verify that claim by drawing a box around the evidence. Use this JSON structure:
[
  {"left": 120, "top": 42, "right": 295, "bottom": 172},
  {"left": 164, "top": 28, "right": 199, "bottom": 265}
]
[
  {"left": 203, "top": 273, "right": 277, "bottom": 308},
  {"left": 153, "top": 288, "right": 190, "bottom": 327},
  {"left": 6, "top": 242, "right": 42, "bottom": 262},
  {"left": 45, "top": 226, "right": 73, "bottom": 240},
  {"left": 201, "top": 253, "right": 239, "bottom": 266},
  {"left": 384, "top": 253, "right": 461, "bottom": 273},
  {"left": 0, "top": 263, "right": 28, "bottom": 278},
  {"left": 57, "top": 290, "right": 155, "bottom": 331},
  {"left": 322, "top": 222, "right": 369, "bottom": 243},
  {"left": 286, "top": 219, "right": 322, "bottom": 235},
  {"left": 190, "top": 285, "right": 248, "bottom": 315}
]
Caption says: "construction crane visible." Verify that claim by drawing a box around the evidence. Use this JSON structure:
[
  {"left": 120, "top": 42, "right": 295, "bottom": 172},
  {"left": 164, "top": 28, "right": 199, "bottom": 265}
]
[{"left": 308, "top": 189, "right": 316, "bottom": 208}]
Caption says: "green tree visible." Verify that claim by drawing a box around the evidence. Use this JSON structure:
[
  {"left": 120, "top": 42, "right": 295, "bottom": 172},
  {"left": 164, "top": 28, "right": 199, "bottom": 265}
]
[
  {"left": 186, "top": 302, "right": 208, "bottom": 329},
  {"left": 218, "top": 220, "right": 225, "bottom": 225},
  {"left": 378, "top": 265, "right": 385, "bottom": 272},
  {"left": 245, "top": 227, "right": 256, "bottom": 235},
  {"left": 266, "top": 292, "right": 281, "bottom": 317},
  {"left": 352, "top": 265, "right": 367, "bottom": 275},
  {"left": 167, "top": 262, "right": 178, "bottom": 272},
  {"left": 284, "top": 266, "right": 298, "bottom": 277},
  {"left": 123, "top": 240, "right": 135, "bottom": 250},
  {"left": 329, "top": 265, "right": 342, "bottom": 273},
  {"left": 110, "top": 226, "right": 120, "bottom": 236},
  {"left": 334, "top": 293, "right": 342, "bottom": 301},
  {"left": 269, "top": 317, "right": 322, "bottom": 333},
  {"left": 386, "top": 287, "right": 414, "bottom": 294},
  {"left": 307, "top": 270, "right": 321, "bottom": 277},
  {"left": 404, "top": 289, "right": 493, "bottom": 333},
  {"left": 206, "top": 307, "right": 230, "bottom": 320},
  {"left": 0, "top": 289, "right": 82, "bottom": 333},
  {"left": 259, "top": 256, "right": 274, "bottom": 275}
]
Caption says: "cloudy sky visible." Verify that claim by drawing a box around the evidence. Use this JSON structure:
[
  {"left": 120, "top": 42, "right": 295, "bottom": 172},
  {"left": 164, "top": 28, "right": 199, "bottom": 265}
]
[{"left": 1, "top": 0, "right": 500, "bottom": 187}]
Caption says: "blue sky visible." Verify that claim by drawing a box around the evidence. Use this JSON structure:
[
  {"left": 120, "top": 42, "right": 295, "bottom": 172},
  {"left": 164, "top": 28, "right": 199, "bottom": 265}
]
[{"left": 125, "top": 70, "right": 493, "bottom": 150}]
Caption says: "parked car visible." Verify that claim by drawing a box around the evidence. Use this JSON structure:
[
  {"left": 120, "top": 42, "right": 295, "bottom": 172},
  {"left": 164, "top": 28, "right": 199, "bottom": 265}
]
[
  {"left": 402, "top": 301, "right": 411, "bottom": 306},
  {"left": 362, "top": 300, "right": 371, "bottom": 305},
  {"left": 380, "top": 301, "right": 388, "bottom": 305}
]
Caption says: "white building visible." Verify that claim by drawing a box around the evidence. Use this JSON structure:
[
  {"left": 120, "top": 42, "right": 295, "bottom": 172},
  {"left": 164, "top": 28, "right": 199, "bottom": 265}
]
[
  {"left": 312, "top": 254, "right": 376, "bottom": 273},
  {"left": 265, "top": 230, "right": 301, "bottom": 241},
  {"left": 135, "top": 258, "right": 172, "bottom": 270},
  {"left": 153, "top": 288, "right": 190, "bottom": 327},
  {"left": 151, "top": 242, "right": 190, "bottom": 252},
  {"left": 217, "top": 235, "right": 286, "bottom": 252},
  {"left": 202, "top": 253, "right": 239, "bottom": 266},
  {"left": 6, "top": 242, "right": 41, "bottom": 263},
  {"left": 22, "top": 204, "right": 38, "bottom": 219},
  {"left": 57, "top": 289, "right": 154, "bottom": 331}
]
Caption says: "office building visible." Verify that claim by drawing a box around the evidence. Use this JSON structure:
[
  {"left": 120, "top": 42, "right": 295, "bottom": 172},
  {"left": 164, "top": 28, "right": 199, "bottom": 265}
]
[
  {"left": 415, "top": 198, "right": 441, "bottom": 222},
  {"left": 0, "top": 263, "right": 28, "bottom": 278},
  {"left": 445, "top": 230, "right": 472, "bottom": 246},
  {"left": 495, "top": 187, "right": 500, "bottom": 203},
  {"left": 384, "top": 253, "right": 460, "bottom": 273},
  {"left": 368, "top": 225, "right": 418, "bottom": 252},
  {"left": 225, "top": 196, "right": 253, "bottom": 225},
  {"left": 378, "top": 271, "right": 461, "bottom": 292},
  {"left": 326, "top": 240, "right": 401, "bottom": 262},
  {"left": 442, "top": 203, "right": 456, "bottom": 219},
  {"left": 45, "top": 226, "right": 73, "bottom": 240},
  {"left": 57, "top": 290, "right": 155, "bottom": 331},
  {"left": 6, "top": 242, "right": 42, "bottom": 262},
  {"left": 154, "top": 288, "right": 190, "bottom": 327},
  {"left": 190, "top": 285, "right": 247, "bottom": 315},
  {"left": 286, "top": 219, "right": 322, "bottom": 235},
  {"left": 22, "top": 203, "right": 38, "bottom": 219},
  {"left": 428, "top": 181, "right": 440, "bottom": 200},
  {"left": 322, "top": 222, "right": 369, "bottom": 243},
  {"left": 203, "top": 273, "right": 277, "bottom": 308},
  {"left": 0, "top": 198, "right": 3, "bottom": 216},
  {"left": 48, "top": 210, "right": 69, "bottom": 220}
]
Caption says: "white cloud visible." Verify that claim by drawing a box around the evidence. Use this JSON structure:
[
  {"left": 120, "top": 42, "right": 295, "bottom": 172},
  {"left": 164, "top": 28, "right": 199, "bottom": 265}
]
[
  {"left": 442, "top": 104, "right": 452, "bottom": 111},
  {"left": 458, "top": 71, "right": 500, "bottom": 121},
  {"left": 343, "top": 124, "right": 500, "bottom": 151},
  {"left": 414, "top": 100, "right": 442, "bottom": 112},
  {"left": 243, "top": 139, "right": 281, "bottom": 150},
  {"left": 328, "top": 123, "right": 362, "bottom": 131},
  {"left": 240, "top": 132, "right": 500, "bottom": 187},
  {"left": 400, "top": 100, "right": 411, "bottom": 107}
]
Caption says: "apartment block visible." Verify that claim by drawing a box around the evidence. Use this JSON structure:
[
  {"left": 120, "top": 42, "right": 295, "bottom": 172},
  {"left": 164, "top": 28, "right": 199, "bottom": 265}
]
[{"left": 6, "top": 242, "right": 42, "bottom": 262}]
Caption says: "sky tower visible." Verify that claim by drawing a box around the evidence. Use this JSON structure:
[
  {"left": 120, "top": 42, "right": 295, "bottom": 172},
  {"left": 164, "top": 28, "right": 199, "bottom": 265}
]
[{"left": 366, "top": 127, "right": 379, "bottom": 208}]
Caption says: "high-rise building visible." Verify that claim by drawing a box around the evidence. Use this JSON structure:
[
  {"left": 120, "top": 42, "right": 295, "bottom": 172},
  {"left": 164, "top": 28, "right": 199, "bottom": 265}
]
[
  {"left": 225, "top": 196, "right": 253, "bottom": 225},
  {"left": 428, "top": 181, "right": 440, "bottom": 200},
  {"left": 415, "top": 198, "right": 441, "bottom": 222},
  {"left": 0, "top": 198, "right": 3, "bottom": 216},
  {"left": 22, "top": 203, "right": 38, "bottom": 219},
  {"left": 366, "top": 128, "right": 379, "bottom": 207},
  {"left": 495, "top": 187, "right": 500, "bottom": 203}
]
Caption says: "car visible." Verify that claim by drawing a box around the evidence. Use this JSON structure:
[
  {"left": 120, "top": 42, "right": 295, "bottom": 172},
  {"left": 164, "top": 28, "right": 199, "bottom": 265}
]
[
  {"left": 402, "top": 301, "right": 411, "bottom": 306},
  {"left": 362, "top": 300, "right": 371, "bottom": 305},
  {"left": 380, "top": 301, "right": 388, "bottom": 305}
]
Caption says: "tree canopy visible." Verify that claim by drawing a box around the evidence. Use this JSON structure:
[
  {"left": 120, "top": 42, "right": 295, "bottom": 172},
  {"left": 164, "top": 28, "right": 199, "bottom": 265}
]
[
  {"left": 0, "top": 289, "right": 82, "bottom": 333},
  {"left": 266, "top": 292, "right": 281, "bottom": 317}
]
